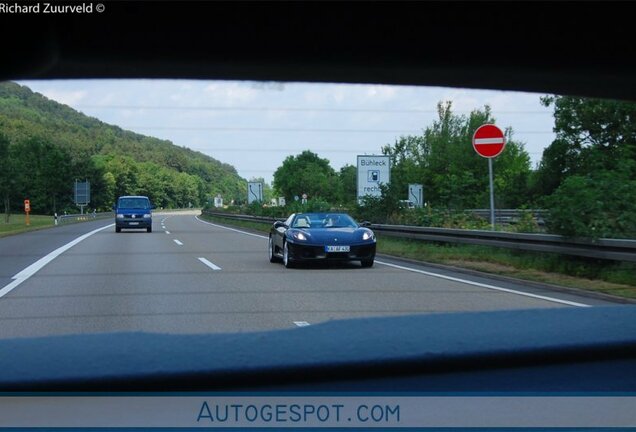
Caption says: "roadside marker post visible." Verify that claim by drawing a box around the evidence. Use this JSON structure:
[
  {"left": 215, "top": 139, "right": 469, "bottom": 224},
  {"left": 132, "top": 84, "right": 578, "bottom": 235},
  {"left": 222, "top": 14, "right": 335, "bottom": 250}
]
[{"left": 24, "top": 199, "right": 30, "bottom": 226}]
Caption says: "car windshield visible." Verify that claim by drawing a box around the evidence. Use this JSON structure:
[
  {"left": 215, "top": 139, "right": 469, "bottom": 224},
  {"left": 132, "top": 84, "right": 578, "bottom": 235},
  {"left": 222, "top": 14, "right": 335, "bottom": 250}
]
[
  {"left": 118, "top": 198, "right": 150, "bottom": 209},
  {"left": 293, "top": 213, "right": 358, "bottom": 229},
  {"left": 0, "top": 78, "right": 634, "bottom": 343}
]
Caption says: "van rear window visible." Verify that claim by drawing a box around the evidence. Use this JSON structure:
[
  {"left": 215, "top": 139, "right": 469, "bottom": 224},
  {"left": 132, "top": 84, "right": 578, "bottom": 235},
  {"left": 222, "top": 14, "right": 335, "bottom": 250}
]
[{"left": 118, "top": 198, "right": 150, "bottom": 209}]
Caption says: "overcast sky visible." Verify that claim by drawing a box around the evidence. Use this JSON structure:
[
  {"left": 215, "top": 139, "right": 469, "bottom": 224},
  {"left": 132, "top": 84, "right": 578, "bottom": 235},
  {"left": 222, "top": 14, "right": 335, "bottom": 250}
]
[{"left": 18, "top": 79, "right": 556, "bottom": 185}]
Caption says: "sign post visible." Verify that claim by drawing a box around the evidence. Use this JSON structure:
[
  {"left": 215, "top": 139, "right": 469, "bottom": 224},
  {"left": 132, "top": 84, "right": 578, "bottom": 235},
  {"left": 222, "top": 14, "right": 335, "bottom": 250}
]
[
  {"left": 301, "top": 193, "right": 307, "bottom": 205},
  {"left": 472, "top": 124, "right": 506, "bottom": 230},
  {"left": 24, "top": 199, "right": 30, "bottom": 226}
]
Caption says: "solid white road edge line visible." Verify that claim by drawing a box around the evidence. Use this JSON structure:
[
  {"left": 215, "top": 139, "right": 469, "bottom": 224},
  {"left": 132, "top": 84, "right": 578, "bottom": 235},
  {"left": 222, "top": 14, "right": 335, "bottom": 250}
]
[
  {"left": 194, "top": 215, "right": 589, "bottom": 308},
  {"left": 0, "top": 223, "right": 115, "bottom": 299},
  {"left": 194, "top": 215, "right": 268, "bottom": 239},
  {"left": 173, "top": 239, "right": 183, "bottom": 246},
  {"left": 197, "top": 257, "right": 222, "bottom": 271},
  {"left": 374, "top": 260, "right": 590, "bottom": 308}
]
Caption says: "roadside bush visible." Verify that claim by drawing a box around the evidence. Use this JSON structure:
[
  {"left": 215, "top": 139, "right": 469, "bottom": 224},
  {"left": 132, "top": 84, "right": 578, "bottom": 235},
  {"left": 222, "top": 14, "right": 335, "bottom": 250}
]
[
  {"left": 510, "top": 209, "right": 541, "bottom": 233},
  {"left": 545, "top": 168, "right": 636, "bottom": 239}
]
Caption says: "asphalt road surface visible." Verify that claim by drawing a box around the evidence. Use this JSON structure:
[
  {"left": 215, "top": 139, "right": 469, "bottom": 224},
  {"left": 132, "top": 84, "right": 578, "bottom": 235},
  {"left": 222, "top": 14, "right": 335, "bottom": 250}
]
[{"left": 0, "top": 211, "right": 617, "bottom": 339}]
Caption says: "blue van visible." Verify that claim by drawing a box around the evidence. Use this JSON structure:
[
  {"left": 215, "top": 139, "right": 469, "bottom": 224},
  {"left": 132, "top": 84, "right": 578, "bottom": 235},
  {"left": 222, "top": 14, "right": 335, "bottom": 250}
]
[{"left": 114, "top": 195, "right": 155, "bottom": 233}]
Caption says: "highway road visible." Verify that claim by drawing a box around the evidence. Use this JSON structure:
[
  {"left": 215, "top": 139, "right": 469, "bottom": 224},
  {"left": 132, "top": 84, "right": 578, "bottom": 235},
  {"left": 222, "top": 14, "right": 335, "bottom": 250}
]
[{"left": 0, "top": 211, "right": 618, "bottom": 339}]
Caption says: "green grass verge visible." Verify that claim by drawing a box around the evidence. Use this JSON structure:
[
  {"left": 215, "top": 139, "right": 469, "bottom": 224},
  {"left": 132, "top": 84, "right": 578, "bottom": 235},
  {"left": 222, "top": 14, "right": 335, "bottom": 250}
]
[
  {"left": 200, "top": 213, "right": 636, "bottom": 300},
  {"left": 0, "top": 214, "right": 55, "bottom": 237},
  {"left": 377, "top": 237, "right": 636, "bottom": 299}
]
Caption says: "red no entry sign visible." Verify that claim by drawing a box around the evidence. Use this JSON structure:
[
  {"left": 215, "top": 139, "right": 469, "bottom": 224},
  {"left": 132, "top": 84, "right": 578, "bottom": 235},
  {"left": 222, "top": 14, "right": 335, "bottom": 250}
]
[{"left": 472, "top": 124, "right": 506, "bottom": 158}]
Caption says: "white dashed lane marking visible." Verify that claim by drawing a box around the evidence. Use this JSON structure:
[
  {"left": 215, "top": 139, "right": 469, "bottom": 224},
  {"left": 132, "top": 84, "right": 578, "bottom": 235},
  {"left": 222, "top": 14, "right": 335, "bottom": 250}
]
[
  {"left": 294, "top": 321, "right": 310, "bottom": 327},
  {"left": 197, "top": 257, "right": 222, "bottom": 271}
]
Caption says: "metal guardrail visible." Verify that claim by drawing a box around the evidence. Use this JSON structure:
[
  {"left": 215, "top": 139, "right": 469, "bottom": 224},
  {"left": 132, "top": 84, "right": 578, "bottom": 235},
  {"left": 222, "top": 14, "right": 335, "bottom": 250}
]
[
  {"left": 466, "top": 209, "right": 548, "bottom": 226},
  {"left": 57, "top": 211, "right": 114, "bottom": 225},
  {"left": 201, "top": 210, "right": 636, "bottom": 262},
  {"left": 371, "top": 224, "right": 636, "bottom": 263},
  {"left": 201, "top": 211, "right": 282, "bottom": 224}
]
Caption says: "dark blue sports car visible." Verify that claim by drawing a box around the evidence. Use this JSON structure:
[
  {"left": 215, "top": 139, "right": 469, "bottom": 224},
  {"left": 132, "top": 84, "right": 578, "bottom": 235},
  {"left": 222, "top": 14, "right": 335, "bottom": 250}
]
[{"left": 268, "top": 212, "right": 376, "bottom": 268}]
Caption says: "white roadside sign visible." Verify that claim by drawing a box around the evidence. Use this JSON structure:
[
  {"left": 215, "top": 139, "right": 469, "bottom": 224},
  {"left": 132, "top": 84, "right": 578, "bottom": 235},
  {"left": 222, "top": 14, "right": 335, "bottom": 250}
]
[
  {"left": 357, "top": 155, "right": 390, "bottom": 204},
  {"left": 247, "top": 182, "right": 263, "bottom": 204},
  {"left": 408, "top": 184, "right": 423, "bottom": 208}
]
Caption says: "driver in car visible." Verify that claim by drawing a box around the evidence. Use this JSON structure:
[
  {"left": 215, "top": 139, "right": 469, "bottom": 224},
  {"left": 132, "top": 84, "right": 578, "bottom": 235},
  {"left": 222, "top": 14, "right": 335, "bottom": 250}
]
[{"left": 324, "top": 216, "right": 338, "bottom": 227}]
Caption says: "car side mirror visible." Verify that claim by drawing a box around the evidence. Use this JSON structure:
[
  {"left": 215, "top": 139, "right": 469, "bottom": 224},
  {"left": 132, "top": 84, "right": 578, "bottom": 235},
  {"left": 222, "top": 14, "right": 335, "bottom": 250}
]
[
  {"left": 360, "top": 221, "right": 371, "bottom": 227},
  {"left": 112, "top": 205, "right": 116, "bottom": 211},
  {"left": 274, "top": 221, "right": 286, "bottom": 229},
  {"left": 151, "top": 205, "right": 156, "bottom": 209}
]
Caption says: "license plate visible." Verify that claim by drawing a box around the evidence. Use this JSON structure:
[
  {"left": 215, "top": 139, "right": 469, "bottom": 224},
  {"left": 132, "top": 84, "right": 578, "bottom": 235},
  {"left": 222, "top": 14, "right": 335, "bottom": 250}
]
[
  {"left": 325, "top": 245, "right": 350, "bottom": 253},
  {"left": 128, "top": 222, "right": 139, "bottom": 225}
]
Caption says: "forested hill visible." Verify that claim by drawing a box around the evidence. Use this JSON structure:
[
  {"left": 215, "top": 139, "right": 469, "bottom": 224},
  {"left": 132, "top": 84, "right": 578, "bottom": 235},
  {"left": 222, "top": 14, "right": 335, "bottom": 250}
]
[{"left": 0, "top": 81, "right": 246, "bottom": 214}]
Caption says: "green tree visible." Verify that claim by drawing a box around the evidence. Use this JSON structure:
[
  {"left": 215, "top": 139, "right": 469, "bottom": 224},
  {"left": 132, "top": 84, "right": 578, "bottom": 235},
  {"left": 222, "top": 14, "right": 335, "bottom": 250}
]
[
  {"left": 537, "top": 95, "right": 636, "bottom": 237},
  {"left": 102, "top": 171, "right": 116, "bottom": 208},
  {"left": 381, "top": 101, "right": 532, "bottom": 210},
  {"left": 273, "top": 150, "right": 338, "bottom": 202},
  {"left": 40, "top": 142, "right": 71, "bottom": 213},
  {"left": 10, "top": 136, "right": 75, "bottom": 214},
  {"left": 494, "top": 129, "right": 533, "bottom": 208},
  {"left": 535, "top": 96, "right": 636, "bottom": 192},
  {"left": 136, "top": 162, "right": 169, "bottom": 207},
  {"left": 101, "top": 155, "right": 139, "bottom": 198},
  {"left": 0, "top": 133, "right": 15, "bottom": 222},
  {"left": 381, "top": 135, "right": 426, "bottom": 204},
  {"left": 336, "top": 164, "right": 357, "bottom": 205},
  {"left": 174, "top": 172, "right": 199, "bottom": 208}
]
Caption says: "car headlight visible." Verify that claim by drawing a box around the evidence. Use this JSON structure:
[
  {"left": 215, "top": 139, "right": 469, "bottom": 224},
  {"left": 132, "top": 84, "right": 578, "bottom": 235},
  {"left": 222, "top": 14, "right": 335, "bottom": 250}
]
[
  {"left": 116, "top": 214, "right": 124, "bottom": 219},
  {"left": 362, "top": 230, "right": 375, "bottom": 241},
  {"left": 292, "top": 231, "right": 307, "bottom": 241},
  {"left": 143, "top": 214, "right": 151, "bottom": 218}
]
